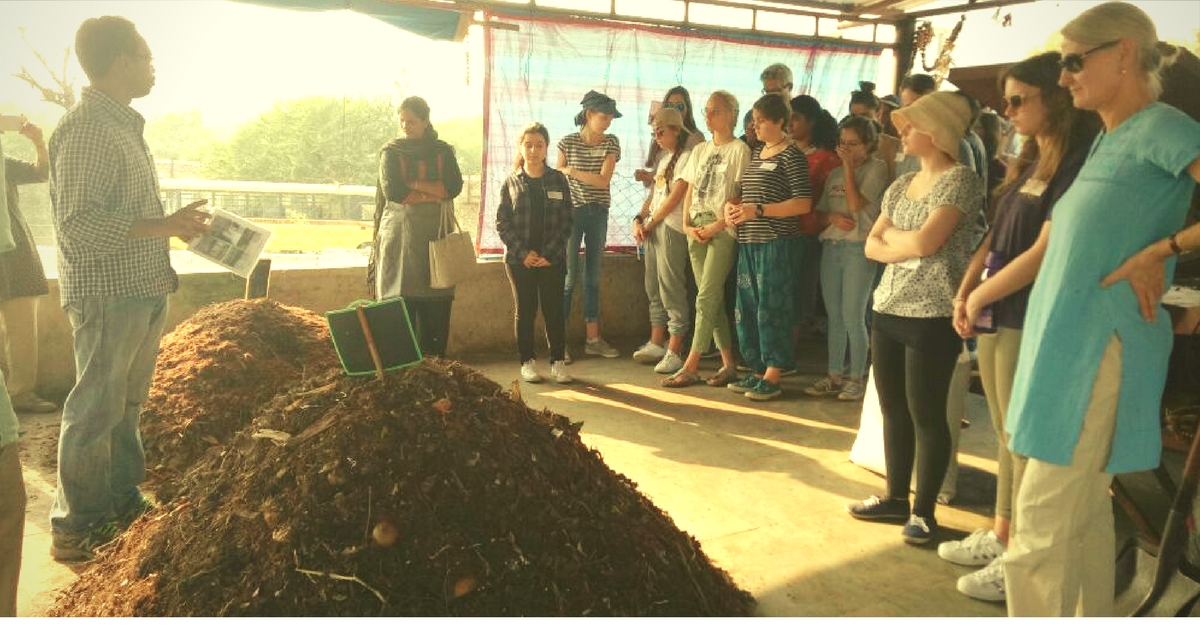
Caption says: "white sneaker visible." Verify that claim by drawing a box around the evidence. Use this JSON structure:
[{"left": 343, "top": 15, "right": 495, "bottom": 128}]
[
  {"left": 520, "top": 360, "right": 543, "bottom": 383},
  {"left": 632, "top": 342, "right": 666, "bottom": 364},
  {"left": 937, "top": 529, "right": 1005, "bottom": 567},
  {"left": 653, "top": 350, "right": 684, "bottom": 375},
  {"left": 550, "top": 360, "right": 573, "bottom": 384},
  {"left": 956, "top": 555, "right": 1006, "bottom": 602}
]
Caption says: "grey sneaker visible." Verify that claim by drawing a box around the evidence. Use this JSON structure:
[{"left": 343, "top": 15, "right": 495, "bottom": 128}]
[
  {"left": 550, "top": 360, "right": 573, "bottom": 384},
  {"left": 902, "top": 514, "right": 938, "bottom": 545},
  {"left": 837, "top": 380, "right": 866, "bottom": 401},
  {"left": 957, "top": 555, "right": 1006, "bottom": 602},
  {"left": 938, "top": 529, "right": 1005, "bottom": 567},
  {"left": 585, "top": 338, "right": 619, "bottom": 358},
  {"left": 804, "top": 377, "right": 842, "bottom": 397},
  {"left": 520, "top": 360, "right": 543, "bottom": 383},
  {"left": 653, "top": 350, "right": 683, "bottom": 375},
  {"left": 51, "top": 521, "right": 121, "bottom": 563},
  {"left": 632, "top": 342, "right": 666, "bottom": 364}
]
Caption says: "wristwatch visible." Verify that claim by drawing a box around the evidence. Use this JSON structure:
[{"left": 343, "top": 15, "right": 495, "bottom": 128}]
[{"left": 755, "top": 204, "right": 765, "bottom": 219}]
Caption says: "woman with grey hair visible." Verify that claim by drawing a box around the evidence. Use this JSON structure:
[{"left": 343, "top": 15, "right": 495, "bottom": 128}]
[{"left": 1001, "top": 1, "right": 1200, "bottom": 616}]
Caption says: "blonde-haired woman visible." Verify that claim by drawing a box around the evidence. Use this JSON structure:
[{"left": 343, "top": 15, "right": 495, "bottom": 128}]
[
  {"left": 662, "top": 90, "right": 748, "bottom": 387},
  {"left": 1002, "top": 1, "right": 1200, "bottom": 616}
]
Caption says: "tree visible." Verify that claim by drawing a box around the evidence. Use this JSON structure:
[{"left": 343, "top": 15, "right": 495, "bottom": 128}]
[
  {"left": 204, "top": 95, "right": 483, "bottom": 185},
  {"left": 204, "top": 95, "right": 397, "bottom": 185},
  {"left": 11, "top": 27, "right": 76, "bottom": 110},
  {"left": 144, "top": 110, "right": 219, "bottom": 164}
]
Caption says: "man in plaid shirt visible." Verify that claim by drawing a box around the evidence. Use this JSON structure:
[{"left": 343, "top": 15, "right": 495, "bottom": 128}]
[{"left": 48, "top": 16, "right": 209, "bottom": 562}]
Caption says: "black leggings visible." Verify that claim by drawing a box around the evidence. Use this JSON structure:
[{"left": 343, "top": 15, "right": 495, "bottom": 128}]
[
  {"left": 407, "top": 297, "right": 454, "bottom": 358},
  {"left": 506, "top": 264, "right": 566, "bottom": 363},
  {"left": 871, "top": 312, "right": 963, "bottom": 519}
]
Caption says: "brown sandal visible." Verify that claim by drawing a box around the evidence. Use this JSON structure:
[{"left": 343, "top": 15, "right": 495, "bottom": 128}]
[
  {"left": 661, "top": 369, "right": 700, "bottom": 388},
  {"left": 706, "top": 366, "right": 737, "bottom": 387}
]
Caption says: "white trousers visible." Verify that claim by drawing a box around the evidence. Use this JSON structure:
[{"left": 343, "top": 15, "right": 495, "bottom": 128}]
[{"left": 1006, "top": 335, "right": 1120, "bottom": 617}]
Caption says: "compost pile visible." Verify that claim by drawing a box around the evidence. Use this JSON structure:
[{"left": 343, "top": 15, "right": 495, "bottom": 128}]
[
  {"left": 50, "top": 304, "right": 754, "bottom": 617},
  {"left": 141, "top": 299, "right": 339, "bottom": 480}
]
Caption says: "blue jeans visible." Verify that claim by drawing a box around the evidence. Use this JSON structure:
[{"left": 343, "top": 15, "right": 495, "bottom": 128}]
[
  {"left": 50, "top": 295, "right": 168, "bottom": 534},
  {"left": 820, "top": 240, "right": 878, "bottom": 380},
  {"left": 563, "top": 203, "right": 608, "bottom": 323}
]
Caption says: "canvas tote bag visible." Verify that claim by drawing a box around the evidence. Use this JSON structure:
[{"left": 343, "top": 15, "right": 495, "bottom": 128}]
[{"left": 428, "top": 200, "right": 477, "bottom": 289}]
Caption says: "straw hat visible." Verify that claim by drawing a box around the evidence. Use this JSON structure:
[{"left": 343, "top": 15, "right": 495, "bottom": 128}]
[
  {"left": 651, "top": 107, "right": 684, "bottom": 129},
  {"left": 891, "top": 91, "right": 972, "bottom": 161}
]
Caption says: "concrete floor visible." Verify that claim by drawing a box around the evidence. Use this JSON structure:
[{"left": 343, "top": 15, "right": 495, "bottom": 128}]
[{"left": 14, "top": 337, "right": 1007, "bottom": 617}]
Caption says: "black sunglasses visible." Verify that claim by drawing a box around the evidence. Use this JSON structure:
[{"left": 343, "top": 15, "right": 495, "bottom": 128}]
[
  {"left": 1059, "top": 39, "right": 1120, "bottom": 73},
  {"left": 1005, "top": 93, "right": 1038, "bottom": 109}
]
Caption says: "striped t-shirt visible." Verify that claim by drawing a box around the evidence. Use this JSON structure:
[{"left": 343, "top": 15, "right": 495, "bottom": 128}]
[
  {"left": 737, "top": 144, "right": 811, "bottom": 244},
  {"left": 558, "top": 132, "right": 621, "bottom": 208}
]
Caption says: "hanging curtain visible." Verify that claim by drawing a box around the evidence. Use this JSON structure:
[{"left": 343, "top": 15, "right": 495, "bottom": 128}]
[
  {"left": 478, "top": 14, "right": 882, "bottom": 253},
  {"left": 236, "top": 0, "right": 470, "bottom": 42}
]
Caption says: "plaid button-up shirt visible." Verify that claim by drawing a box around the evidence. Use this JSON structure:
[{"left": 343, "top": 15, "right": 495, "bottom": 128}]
[
  {"left": 495, "top": 168, "right": 574, "bottom": 268},
  {"left": 50, "top": 86, "right": 175, "bottom": 304}
]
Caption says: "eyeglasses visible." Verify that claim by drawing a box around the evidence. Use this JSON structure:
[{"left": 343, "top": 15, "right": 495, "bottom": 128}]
[
  {"left": 1059, "top": 40, "right": 1120, "bottom": 73},
  {"left": 1005, "top": 93, "right": 1039, "bottom": 109},
  {"left": 666, "top": 102, "right": 686, "bottom": 112}
]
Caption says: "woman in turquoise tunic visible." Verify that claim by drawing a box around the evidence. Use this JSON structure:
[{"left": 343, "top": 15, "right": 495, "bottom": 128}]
[{"left": 1002, "top": 2, "right": 1200, "bottom": 617}]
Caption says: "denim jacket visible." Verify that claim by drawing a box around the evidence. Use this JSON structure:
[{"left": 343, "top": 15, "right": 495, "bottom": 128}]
[{"left": 495, "top": 168, "right": 574, "bottom": 269}]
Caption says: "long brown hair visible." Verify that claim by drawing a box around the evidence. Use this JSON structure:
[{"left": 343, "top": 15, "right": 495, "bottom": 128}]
[
  {"left": 658, "top": 125, "right": 690, "bottom": 192},
  {"left": 994, "top": 52, "right": 1098, "bottom": 202},
  {"left": 512, "top": 122, "right": 551, "bottom": 173}
]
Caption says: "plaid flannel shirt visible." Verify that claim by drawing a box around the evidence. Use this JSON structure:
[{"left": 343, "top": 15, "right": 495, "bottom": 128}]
[
  {"left": 495, "top": 168, "right": 574, "bottom": 268},
  {"left": 49, "top": 87, "right": 175, "bottom": 304}
]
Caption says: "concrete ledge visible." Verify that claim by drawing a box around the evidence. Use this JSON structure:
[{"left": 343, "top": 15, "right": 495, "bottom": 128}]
[{"left": 23, "top": 256, "right": 651, "bottom": 399}]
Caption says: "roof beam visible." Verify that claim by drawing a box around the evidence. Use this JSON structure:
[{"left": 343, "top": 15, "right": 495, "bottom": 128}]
[{"left": 902, "top": 0, "right": 1036, "bottom": 20}]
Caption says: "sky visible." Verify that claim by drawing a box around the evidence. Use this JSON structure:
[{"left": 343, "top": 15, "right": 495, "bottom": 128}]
[
  {"left": 1, "top": 0, "right": 1196, "bottom": 132},
  {"left": 1, "top": 0, "right": 485, "bottom": 133}
]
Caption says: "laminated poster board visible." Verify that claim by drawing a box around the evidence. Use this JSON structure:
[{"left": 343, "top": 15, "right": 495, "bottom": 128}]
[{"left": 326, "top": 298, "right": 423, "bottom": 377}]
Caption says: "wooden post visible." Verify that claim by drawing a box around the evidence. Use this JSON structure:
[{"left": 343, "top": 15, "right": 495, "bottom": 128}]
[
  {"left": 356, "top": 304, "right": 386, "bottom": 380},
  {"left": 244, "top": 258, "right": 271, "bottom": 300}
]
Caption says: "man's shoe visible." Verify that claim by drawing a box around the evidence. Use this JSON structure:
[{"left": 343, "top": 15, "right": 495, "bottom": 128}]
[
  {"left": 550, "top": 360, "right": 573, "bottom": 384},
  {"left": 837, "top": 379, "right": 866, "bottom": 401},
  {"left": 938, "top": 529, "right": 1005, "bottom": 567},
  {"left": 51, "top": 521, "right": 120, "bottom": 563},
  {"left": 957, "top": 555, "right": 1007, "bottom": 602},
  {"left": 11, "top": 392, "right": 57, "bottom": 414},
  {"left": 632, "top": 342, "right": 666, "bottom": 364},
  {"left": 804, "top": 377, "right": 842, "bottom": 397},
  {"left": 520, "top": 360, "right": 543, "bottom": 383},
  {"left": 745, "top": 379, "right": 782, "bottom": 401},
  {"left": 585, "top": 338, "right": 620, "bottom": 358},
  {"left": 726, "top": 374, "right": 760, "bottom": 394},
  {"left": 847, "top": 495, "right": 910, "bottom": 521},
  {"left": 116, "top": 494, "right": 157, "bottom": 528},
  {"left": 902, "top": 515, "right": 938, "bottom": 545},
  {"left": 653, "top": 351, "right": 684, "bottom": 375}
]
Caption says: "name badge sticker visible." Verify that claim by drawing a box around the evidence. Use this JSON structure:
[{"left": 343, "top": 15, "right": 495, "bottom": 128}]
[
  {"left": 1019, "top": 179, "right": 1048, "bottom": 197},
  {"left": 758, "top": 162, "right": 777, "bottom": 171},
  {"left": 548, "top": 191, "right": 564, "bottom": 200}
]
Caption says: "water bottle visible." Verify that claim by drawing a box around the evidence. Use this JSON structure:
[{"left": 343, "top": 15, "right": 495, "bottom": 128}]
[
  {"left": 973, "top": 251, "right": 1006, "bottom": 334},
  {"left": 637, "top": 242, "right": 645, "bottom": 260}
]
